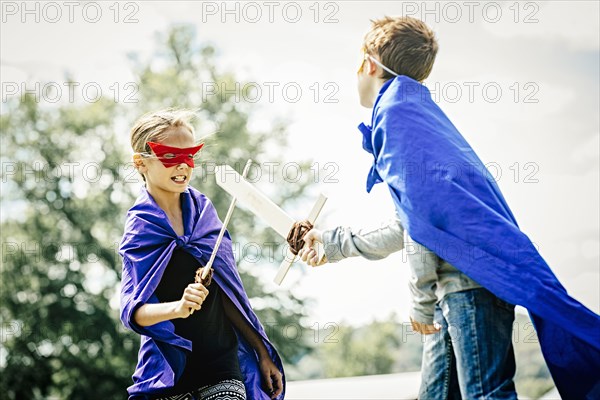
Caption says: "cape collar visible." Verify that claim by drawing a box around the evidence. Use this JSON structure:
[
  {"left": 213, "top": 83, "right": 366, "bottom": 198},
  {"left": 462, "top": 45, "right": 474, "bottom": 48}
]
[
  {"left": 140, "top": 186, "right": 192, "bottom": 245},
  {"left": 358, "top": 77, "right": 396, "bottom": 192}
]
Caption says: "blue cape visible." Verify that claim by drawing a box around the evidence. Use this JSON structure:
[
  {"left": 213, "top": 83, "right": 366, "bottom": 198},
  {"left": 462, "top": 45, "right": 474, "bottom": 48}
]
[
  {"left": 361, "top": 75, "right": 600, "bottom": 399},
  {"left": 119, "top": 186, "right": 285, "bottom": 399}
]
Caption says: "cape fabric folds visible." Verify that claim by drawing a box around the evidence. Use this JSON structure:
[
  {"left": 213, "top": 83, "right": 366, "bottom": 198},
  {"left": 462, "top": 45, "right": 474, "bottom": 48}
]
[
  {"left": 119, "top": 186, "right": 285, "bottom": 399},
  {"left": 361, "top": 76, "right": 600, "bottom": 399}
]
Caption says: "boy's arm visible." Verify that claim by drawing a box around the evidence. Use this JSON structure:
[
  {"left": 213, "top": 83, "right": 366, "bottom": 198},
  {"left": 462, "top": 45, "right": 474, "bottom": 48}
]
[
  {"left": 302, "top": 215, "right": 405, "bottom": 265},
  {"left": 221, "top": 295, "right": 283, "bottom": 399},
  {"left": 406, "top": 240, "right": 439, "bottom": 332},
  {"left": 409, "top": 279, "right": 437, "bottom": 325},
  {"left": 301, "top": 217, "right": 440, "bottom": 334}
]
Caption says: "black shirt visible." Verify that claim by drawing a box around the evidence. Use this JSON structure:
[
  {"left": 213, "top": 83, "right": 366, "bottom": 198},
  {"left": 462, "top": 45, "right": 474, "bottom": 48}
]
[{"left": 153, "top": 248, "right": 242, "bottom": 396}]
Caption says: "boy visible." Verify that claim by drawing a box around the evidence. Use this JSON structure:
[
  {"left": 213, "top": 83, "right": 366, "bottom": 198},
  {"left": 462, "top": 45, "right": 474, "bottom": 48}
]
[{"left": 300, "top": 16, "right": 600, "bottom": 399}]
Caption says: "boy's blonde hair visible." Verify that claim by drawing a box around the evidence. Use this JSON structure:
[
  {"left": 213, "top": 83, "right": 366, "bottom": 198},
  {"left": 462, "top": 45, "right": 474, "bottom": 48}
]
[
  {"left": 130, "top": 108, "right": 197, "bottom": 181},
  {"left": 363, "top": 16, "right": 438, "bottom": 82}
]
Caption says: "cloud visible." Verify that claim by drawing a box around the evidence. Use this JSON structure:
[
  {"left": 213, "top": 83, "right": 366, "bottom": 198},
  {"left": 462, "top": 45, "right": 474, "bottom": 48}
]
[
  {"left": 569, "top": 133, "right": 600, "bottom": 171},
  {"left": 481, "top": 1, "right": 599, "bottom": 51}
]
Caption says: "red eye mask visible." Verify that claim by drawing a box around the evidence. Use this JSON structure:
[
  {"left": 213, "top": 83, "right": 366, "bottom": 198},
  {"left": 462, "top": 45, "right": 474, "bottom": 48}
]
[{"left": 147, "top": 141, "right": 204, "bottom": 168}]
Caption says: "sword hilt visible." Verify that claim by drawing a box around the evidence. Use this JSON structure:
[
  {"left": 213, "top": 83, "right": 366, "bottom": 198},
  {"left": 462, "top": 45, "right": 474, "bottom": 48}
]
[
  {"left": 287, "top": 220, "right": 314, "bottom": 255},
  {"left": 274, "top": 193, "right": 327, "bottom": 285},
  {"left": 195, "top": 266, "right": 213, "bottom": 286}
]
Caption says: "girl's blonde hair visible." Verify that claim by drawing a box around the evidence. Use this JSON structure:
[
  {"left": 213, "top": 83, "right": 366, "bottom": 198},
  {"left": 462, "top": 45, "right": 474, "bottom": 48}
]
[{"left": 130, "top": 108, "right": 198, "bottom": 181}]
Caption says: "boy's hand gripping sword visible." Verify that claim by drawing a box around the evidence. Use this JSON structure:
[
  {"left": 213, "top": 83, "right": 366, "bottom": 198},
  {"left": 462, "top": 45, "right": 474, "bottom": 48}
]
[{"left": 214, "top": 164, "right": 327, "bottom": 285}]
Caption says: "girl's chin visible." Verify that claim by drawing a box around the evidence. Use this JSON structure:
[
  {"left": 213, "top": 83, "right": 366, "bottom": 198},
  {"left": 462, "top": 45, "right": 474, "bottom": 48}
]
[
  {"left": 147, "top": 182, "right": 189, "bottom": 194},
  {"left": 170, "top": 180, "right": 189, "bottom": 187},
  {"left": 171, "top": 183, "right": 189, "bottom": 191}
]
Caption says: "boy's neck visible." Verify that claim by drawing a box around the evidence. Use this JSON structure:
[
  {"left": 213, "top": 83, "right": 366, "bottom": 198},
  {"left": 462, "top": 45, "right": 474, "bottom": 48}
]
[
  {"left": 374, "top": 78, "right": 387, "bottom": 96},
  {"left": 368, "top": 78, "right": 391, "bottom": 108}
]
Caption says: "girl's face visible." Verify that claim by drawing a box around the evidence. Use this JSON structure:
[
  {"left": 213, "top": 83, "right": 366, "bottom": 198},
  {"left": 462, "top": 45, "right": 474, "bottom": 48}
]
[{"left": 141, "top": 127, "right": 198, "bottom": 195}]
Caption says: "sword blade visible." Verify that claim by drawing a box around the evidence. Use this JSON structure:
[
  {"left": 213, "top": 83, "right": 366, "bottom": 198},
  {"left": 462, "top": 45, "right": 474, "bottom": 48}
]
[
  {"left": 205, "top": 161, "right": 253, "bottom": 274},
  {"left": 215, "top": 165, "right": 294, "bottom": 238},
  {"left": 191, "top": 160, "right": 253, "bottom": 315}
]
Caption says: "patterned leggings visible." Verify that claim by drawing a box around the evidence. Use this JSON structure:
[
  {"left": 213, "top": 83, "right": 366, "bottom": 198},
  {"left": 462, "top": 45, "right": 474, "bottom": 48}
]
[{"left": 155, "top": 379, "right": 246, "bottom": 400}]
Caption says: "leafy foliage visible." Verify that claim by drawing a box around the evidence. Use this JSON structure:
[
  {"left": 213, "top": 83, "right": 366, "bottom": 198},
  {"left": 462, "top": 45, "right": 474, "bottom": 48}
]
[{"left": 1, "top": 25, "right": 312, "bottom": 399}]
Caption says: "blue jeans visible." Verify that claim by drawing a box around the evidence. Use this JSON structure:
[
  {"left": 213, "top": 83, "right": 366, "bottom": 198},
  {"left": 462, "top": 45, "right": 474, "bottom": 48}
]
[{"left": 418, "top": 288, "right": 517, "bottom": 400}]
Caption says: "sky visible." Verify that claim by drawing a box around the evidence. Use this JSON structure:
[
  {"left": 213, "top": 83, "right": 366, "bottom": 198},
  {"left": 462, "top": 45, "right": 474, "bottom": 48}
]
[{"left": 2, "top": 1, "right": 599, "bottom": 326}]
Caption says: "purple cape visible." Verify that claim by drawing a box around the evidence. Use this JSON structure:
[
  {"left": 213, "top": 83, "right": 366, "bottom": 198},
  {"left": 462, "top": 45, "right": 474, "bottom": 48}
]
[
  {"left": 119, "top": 186, "right": 285, "bottom": 399},
  {"left": 361, "top": 75, "right": 600, "bottom": 399}
]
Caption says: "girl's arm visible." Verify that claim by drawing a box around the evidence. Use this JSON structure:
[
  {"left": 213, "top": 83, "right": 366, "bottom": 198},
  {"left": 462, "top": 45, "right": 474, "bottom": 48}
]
[
  {"left": 133, "top": 283, "right": 209, "bottom": 327},
  {"left": 222, "top": 295, "right": 283, "bottom": 399}
]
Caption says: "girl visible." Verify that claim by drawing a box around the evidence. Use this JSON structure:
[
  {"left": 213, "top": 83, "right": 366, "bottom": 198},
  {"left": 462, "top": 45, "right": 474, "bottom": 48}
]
[{"left": 119, "top": 109, "right": 284, "bottom": 400}]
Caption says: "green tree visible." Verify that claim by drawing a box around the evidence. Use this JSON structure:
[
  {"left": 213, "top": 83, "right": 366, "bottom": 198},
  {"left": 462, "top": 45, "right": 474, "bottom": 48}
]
[
  {"left": 1, "top": 94, "right": 138, "bottom": 399},
  {"left": 130, "top": 25, "right": 314, "bottom": 364},
  {"left": 1, "top": 25, "right": 312, "bottom": 399},
  {"left": 315, "top": 317, "right": 405, "bottom": 378}
]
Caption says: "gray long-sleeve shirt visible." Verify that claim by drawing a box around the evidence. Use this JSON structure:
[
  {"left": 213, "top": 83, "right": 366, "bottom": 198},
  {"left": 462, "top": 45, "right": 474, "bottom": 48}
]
[{"left": 322, "top": 216, "right": 481, "bottom": 324}]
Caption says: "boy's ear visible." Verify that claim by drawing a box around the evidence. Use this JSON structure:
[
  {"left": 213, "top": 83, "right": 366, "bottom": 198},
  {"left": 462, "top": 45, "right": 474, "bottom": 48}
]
[
  {"left": 366, "top": 57, "right": 379, "bottom": 76},
  {"left": 133, "top": 153, "right": 147, "bottom": 172}
]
